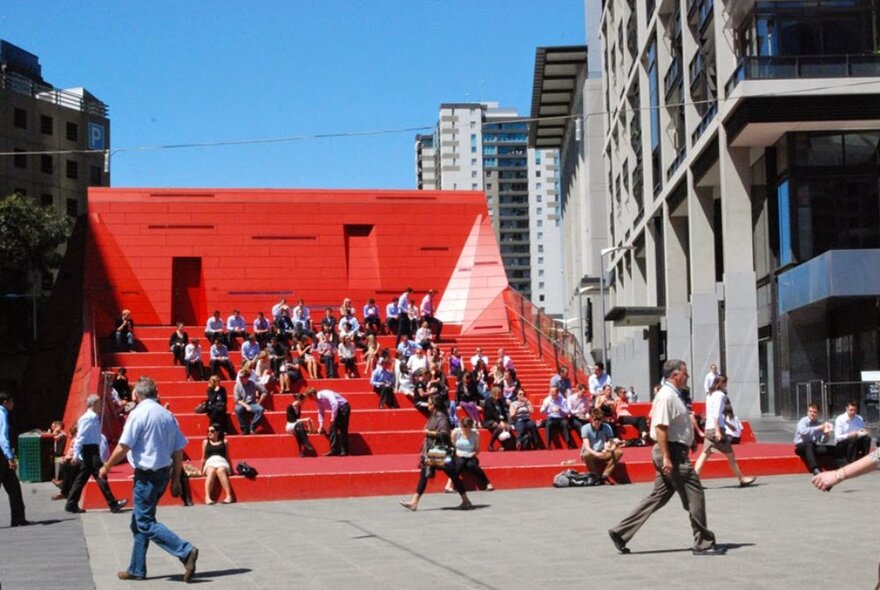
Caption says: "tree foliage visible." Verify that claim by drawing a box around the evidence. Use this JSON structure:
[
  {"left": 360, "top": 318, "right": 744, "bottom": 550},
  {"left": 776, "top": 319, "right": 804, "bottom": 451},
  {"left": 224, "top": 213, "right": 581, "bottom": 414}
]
[{"left": 0, "top": 193, "right": 73, "bottom": 294}]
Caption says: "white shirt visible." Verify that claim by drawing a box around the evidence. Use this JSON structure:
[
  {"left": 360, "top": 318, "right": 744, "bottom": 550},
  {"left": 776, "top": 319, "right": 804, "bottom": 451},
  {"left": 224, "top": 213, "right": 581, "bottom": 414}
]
[
  {"left": 119, "top": 398, "right": 188, "bottom": 470},
  {"left": 704, "top": 390, "right": 727, "bottom": 431},
  {"left": 704, "top": 371, "right": 717, "bottom": 394},
  {"left": 407, "top": 354, "right": 429, "bottom": 374},
  {"left": 650, "top": 383, "right": 693, "bottom": 446},
  {"left": 73, "top": 408, "right": 102, "bottom": 459},
  {"left": 184, "top": 343, "right": 201, "bottom": 362},
  {"left": 470, "top": 354, "right": 489, "bottom": 369},
  {"left": 588, "top": 372, "right": 611, "bottom": 396},
  {"left": 834, "top": 412, "right": 866, "bottom": 441}
]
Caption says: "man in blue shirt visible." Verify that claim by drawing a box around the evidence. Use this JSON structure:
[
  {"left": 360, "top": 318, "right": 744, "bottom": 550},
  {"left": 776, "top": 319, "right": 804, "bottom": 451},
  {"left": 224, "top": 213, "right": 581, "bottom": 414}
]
[
  {"left": 100, "top": 377, "right": 198, "bottom": 582},
  {"left": 241, "top": 335, "right": 261, "bottom": 363},
  {"left": 395, "top": 287, "right": 414, "bottom": 345},
  {"left": 385, "top": 297, "right": 400, "bottom": 335},
  {"left": 370, "top": 360, "right": 398, "bottom": 409},
  {"left": 581, "top": 409, "right": 623, "bottom": 483},
  {"left": 0, "top": 392, "right": 27, "bottom": 526}
]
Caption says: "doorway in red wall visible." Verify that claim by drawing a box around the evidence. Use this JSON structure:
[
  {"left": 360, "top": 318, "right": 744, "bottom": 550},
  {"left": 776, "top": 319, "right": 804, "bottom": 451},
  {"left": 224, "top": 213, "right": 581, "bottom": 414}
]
[{"left": 171, "top": 257, "right": 204, "bottom": 325}]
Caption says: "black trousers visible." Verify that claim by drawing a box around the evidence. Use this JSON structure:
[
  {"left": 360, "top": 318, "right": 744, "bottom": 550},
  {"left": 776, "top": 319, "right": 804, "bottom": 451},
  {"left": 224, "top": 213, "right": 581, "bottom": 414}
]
[
  {"left": 374, "top": 385, "right": 398, "bottom": 409},
  {"left": 0, "top": 450, "right": 25, "bottom": 524},
  {"left": 329, "top": 404, "right": 351, "bottom": 455},
  {"left": 396, "top": 316, "right": 412, "bottom": 344},
  {"left": 837, "top": 436, "right": 871, "bottom": 464},
  {"left": 66, "top": 444, "right": 117, "bottom": 511},
  {"left": 795, "top": 442, "right": 835, "bottom": 473},
  {"left": 453, "top": 456, "right": 490, "bottom": 489},
  {"left": 421, "top": 314, "right": 443, "bottom": 340},
  {"left": 210, "top": 359, "right": 236, "bottom": 380},
  {"left": 545, "top": 417, "right": 575, "bottom": 449},
  {"left": 186, "top": 360, "right": 204, "bottom": 380},
  {"left": 416, "top": 462, "right": 464, "bottom": 495}
]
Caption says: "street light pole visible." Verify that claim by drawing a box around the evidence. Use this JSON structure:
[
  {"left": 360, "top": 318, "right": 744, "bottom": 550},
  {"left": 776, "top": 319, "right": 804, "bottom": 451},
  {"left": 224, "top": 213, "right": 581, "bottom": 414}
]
[{"left": 599, "top": 246, "right": 635, "bottom": 367}]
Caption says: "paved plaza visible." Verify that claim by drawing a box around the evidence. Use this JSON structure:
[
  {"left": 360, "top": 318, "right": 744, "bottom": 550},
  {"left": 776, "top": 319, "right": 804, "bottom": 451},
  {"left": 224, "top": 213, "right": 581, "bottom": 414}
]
[{"left": 1, "top": 469, "right": 878, "bottom": 589}]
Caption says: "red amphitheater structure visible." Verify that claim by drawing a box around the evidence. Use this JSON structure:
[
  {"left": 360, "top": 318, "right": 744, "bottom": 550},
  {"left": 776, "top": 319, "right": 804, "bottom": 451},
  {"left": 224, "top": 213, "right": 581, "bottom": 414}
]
[{"left": 69, "top": 187, "right": 803, "bottom": 507}]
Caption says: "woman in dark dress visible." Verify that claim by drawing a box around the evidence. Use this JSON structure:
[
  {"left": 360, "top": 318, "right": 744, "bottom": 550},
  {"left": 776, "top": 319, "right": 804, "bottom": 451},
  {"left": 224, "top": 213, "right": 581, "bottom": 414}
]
[
  {"left": 483, "top": 385, "right": 514, "bottom": 451},
  {"left": 399, "top": 395, "right": 473, "bottom": 511},
  {"left": 285, "top": 393, "right": 316, "bottom": 457},
  {"left": 205, "top": 375, "right": 229, "bottom": 434},
  {"left": 168, "top": 321, "right": 189, "bottom": 366}
]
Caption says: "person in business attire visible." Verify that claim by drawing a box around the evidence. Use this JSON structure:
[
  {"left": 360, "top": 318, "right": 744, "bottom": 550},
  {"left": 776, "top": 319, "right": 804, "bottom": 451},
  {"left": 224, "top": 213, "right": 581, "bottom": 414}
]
[
  {"left": 833, "top": 401, "right": 872, "bottom": 465},
  {"left": 65, "top": 395, "right": 127, "bottom": 514},
  {"left": 100, "top": 377, "right": 199, "bottom": 582},
  {"left": 608, "top": 359, "right": 723, "bottom": 556},
  {"left": 794, "top": 403, "right": 835, "bottom": 475},
  {"left": 306, "top": 388, "right": 351, "bottom": 456},
  {"left": 0, "top": 392, "right": 27, "bottom": 527}
]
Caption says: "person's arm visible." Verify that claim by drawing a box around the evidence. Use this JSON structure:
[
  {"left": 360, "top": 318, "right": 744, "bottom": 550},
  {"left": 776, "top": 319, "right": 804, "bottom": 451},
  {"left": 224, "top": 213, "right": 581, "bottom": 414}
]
[
  {"left": 200, "top": 439, "right": 208, "bottom": 472},
  {"left": 655, "top": 424, "right": 672, "bottom": 475},
  {"left": 813, "top": 450, "right": 880, "bottom": 491},
  {"left": 99, "top": 442, "right": 132, "bottom": 478},
  {"left": 170, "top": 450, "right": 184, "bottom": 496}
]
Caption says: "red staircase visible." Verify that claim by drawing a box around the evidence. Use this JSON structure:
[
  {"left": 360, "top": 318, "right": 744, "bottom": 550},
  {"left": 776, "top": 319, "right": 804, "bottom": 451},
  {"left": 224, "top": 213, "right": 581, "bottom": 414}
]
[{"left": 80, "top": 325, "right": 809, "bottom": 508}]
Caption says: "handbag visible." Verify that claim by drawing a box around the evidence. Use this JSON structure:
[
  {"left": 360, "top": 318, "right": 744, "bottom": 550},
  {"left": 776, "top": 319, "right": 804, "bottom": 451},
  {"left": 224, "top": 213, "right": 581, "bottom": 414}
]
[
  {"left": 236, "top": 461, "right": 258, "bottom": 479},
  {"left": 423, "top": 443, "right": 451, "bottom": 467},
  {"left": 194, "top": 401, "right": 208, "bottom": 414}
]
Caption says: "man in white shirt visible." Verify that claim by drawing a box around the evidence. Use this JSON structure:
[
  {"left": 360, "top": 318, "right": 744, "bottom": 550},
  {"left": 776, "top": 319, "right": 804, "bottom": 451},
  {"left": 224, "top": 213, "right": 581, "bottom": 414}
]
[
  {"left": 419, "top": 289, "right": 443, "bottom": 341},
  {"left": 184, "top": 338, "right": 204, "bottom": 381},
  {"left": 588, "top": 363, "right": 611, "bottom": 397},
  {"left": 497, "top": 348, "right": 515, "bottom": 371},
  {"left": 834, "top": 401, "right": 871, "bottom": 465},
  {"left": 226, "top": 310, "right": 248, "bottom": 350},
  {"left": 470, "top": 347, "right": 489, "bottom": 370},
  {"left": 204, "top": 310, "right": 227, "bottom": 347},
  {"left": 609, "top": 359, "right": 721, "bottom": 556},
  {"left": 65, "top": 395, "right": 127, "bottom": 514},
  {"left": 100, "top": 377, "right": 198, "bottom": 582},
  {"left": 704, "top": 363, "right": 718, "bottom": 395},
  {"left": 540, "top": 386, "right": 575, "bottom": 449}
]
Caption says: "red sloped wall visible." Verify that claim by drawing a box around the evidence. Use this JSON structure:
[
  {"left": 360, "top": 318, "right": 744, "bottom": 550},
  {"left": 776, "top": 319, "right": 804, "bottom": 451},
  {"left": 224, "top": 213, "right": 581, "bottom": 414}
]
[{"left": 86, "top": 188, "right": 506, "bottom": 333}]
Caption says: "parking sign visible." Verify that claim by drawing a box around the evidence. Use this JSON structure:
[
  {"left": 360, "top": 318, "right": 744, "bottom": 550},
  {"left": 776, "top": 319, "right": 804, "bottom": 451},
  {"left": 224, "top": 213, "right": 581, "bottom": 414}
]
[{"left": 88, "top": 122, "right": 105, "bottom": 150}]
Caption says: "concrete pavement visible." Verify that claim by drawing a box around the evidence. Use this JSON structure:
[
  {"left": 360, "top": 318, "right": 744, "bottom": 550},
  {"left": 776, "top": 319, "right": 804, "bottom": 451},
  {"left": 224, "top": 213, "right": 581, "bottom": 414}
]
[{"left": 3, "top": 470, "right": 879, "bottom": 589}]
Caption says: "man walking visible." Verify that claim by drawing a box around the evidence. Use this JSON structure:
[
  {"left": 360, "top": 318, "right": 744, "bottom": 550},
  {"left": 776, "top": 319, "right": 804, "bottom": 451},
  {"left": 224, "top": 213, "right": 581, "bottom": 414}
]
[
  {"left": 100, "top": 377, "right": 199, "bottom": 582},
  {"left": 608, "top": 359, "right": 722, "bottom": 555},
  {"left": 0, "top": 392, "right": 27, "bottom": 527},
  {"left": 65, "top": 395, "right": 127, "bottom": 514},
  {"left": 307, "top": 388, "right": 351, "bottom": 456}
]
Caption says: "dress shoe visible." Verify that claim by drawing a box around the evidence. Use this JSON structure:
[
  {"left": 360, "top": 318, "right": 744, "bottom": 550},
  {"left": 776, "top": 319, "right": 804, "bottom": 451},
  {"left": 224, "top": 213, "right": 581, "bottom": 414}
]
[
  {"left": 183, "top": 547, "right": 199, "bottom": 583},
  {"left": 66, "top": 507, "right": 86, "bottom": 514},
  {"left": 117, "top": 570, "right": 145, "bottom": 580},
  {"left": 457, "top": 501, "right": 475, "bottom": 510},
  {"left": 692, "top": 545, "right": 727, "bottom": 556},
  {"left": 110, "top": 499, "right": 128, "bottom": 513},
  {"left": 323, "top": 451, "right": 340, "bottom": 457},
  {"left": 11, "top": 520, "right": 31, "bottom": 527},
  {"left": 608, "top": 529, "right": 630, "bottom": 554}
]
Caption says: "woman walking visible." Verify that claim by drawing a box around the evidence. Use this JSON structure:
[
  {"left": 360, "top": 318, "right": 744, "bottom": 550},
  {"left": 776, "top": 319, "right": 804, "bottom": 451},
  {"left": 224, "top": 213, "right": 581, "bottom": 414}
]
[
  {"left": 694, "top": 374, "right": 756, "bottom": 487},
  {"left": 399, "top": 395, "right": 473, "bottom": 511}
]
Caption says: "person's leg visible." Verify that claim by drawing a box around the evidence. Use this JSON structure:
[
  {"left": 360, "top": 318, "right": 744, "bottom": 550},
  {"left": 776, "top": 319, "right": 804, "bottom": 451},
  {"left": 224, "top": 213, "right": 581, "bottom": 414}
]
[
  {"left": 604, "top": 449, "right": 623, "bottom": 478},
  {"left": 795, "top": 442, "right": 820, "bottom": 474},
  {"left": 467, "top": 457, "right": 491, "bottom": 489},
  {"left": 65, "top": 457, "right": 91, "bottom": 511},
  {"left": 85, "top": 447, "right": 118, "bottom": 506},
  {"left": 0, "top": 457, "right": 25, "bottom": 523},
  {"left": 250, "top": 403, "right": 264, "bottom": 432},
  {"left": 336, "top": 405, "right": 351, "bottom": 454},
  {"left": 609, "top": 446, "right": 676, "bottom": 545},
  {"left": 204, "top": 468, "right": 217, "bottom": 504},
  {"left": 694, "top": 442, "right": 712, "bottom": 474},
  {"left": 234, "top": 405, "right": 250, "bottom": 434},
  {"left": 668, "top": 446, "right": 716, "bottom": 551},
  {"left": 545, "top": 419, "right": 555, "bottom": 449},
  {"left": 216, "top": 470, "right": 234, "bottom": 502}
]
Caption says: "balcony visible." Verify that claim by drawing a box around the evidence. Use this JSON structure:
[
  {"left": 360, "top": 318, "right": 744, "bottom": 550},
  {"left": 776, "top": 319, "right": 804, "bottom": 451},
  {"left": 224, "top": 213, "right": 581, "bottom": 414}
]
[
  {"left": 664, "top": 54, "right": 683, "bottom": 97},
  {"left": 690, "top": 100, "right": 717, "bottom": 144},
  {"left": 725, "top": 54, "right": 880, "bottom": 96},
  {"left": 698, "top": 0, "right": 713, "bottom": 34},
  {"left": 1, "top": 70, "right": 108, "bottom": 118},
  {"left": 666, "top": 145, "right": 687, "bottom": 180},
  {"left": 689, "top": 51, "right": 705, "bottom": 91},
  {"left": 626, "top": 13, "right": 638, "bottom": 59}
]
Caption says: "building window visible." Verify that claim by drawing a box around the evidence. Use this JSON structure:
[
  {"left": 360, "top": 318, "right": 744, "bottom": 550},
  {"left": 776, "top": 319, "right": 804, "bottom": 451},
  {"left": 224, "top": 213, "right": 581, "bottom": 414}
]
[
  {"left": 538, "top": 244, "right": 544, "bottom": 253},
  {"left": 537, "top": 219, "right": 543, "bottom": 228},
  {"left": 486, "top": 183, "right": 492, "bottom": 189},
  {"left": 14, "top": 108, "right": 26, "bottom": 129},
  {"left": 471, "top": 158, "right": 477, "bottom": 165},
  {"left": 13, "top": 149, "right": 26, "bottom": 169},
  {"left": 538, "top": 256, "right": 544, "bottom": 264},
  {"left": 537, "top": 231, "right": 543, "bottom": 239},
  {"left": 536, "top": 171, "right": 541, "bottom": 177},
  {"left": 539, "top": 295, "right": 545, "bottom": 302},
  {"left": 537, "top": 207, "right": 543, "bottom": 215},
  {"left": 40, "top": 193, "right": 53, "bottom": 207},
  {"left": 66, "top": 160, "right": 78, "bottom": 179},
  {"left": 536, "top": 182, "right": 542, "bottom": 190},
  {"left": 40, "top": 115, "right": 53, "bottom": 135},
  {"left": 539, "top": 270, "right": 545, "bottom": 277},
  {"left": 537, "top": 195, "right": 543, "bottom": 202},
  {"left": 90, "top": 166, "right": 102, "bottom": 185},
  {"left": 471, "top": 183, "right": 478, "bottom": 190},
  {"left": 539, "top": 281, "right": 545, "bottom": 289},
  {"left": 66, "top": 122, "right": 78, "bottom": 141},
  {"left": 40, "top": 154, "right": 53, "bottom": 174},
  {"left": 66, "top": 198, "right": 78, "bottom": 217}
]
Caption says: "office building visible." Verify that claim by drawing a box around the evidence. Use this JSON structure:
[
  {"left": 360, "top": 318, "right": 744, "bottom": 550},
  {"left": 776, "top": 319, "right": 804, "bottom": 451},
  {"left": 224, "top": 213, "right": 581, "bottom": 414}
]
[
  {"left": 416, "top": 102, "right": 563, "bottom": 312},
  {"left": 590, "top": 0, "right": 880, "bottom": 418}
]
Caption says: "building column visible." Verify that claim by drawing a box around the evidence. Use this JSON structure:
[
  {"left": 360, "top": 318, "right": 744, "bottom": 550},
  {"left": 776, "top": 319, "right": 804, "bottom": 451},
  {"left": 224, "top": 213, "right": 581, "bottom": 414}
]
[
  {"left": 719, "top": 138, "right": 761, "bottom": 418},
  {"left": 688, "top": 177, "right": 720, "bottom": 402},
  {"left": 664, "top": 203, "right": 691, "bottom": 368}
]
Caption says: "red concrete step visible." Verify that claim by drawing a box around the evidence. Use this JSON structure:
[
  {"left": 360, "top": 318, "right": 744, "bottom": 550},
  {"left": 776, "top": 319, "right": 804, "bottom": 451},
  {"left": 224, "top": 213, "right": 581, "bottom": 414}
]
[
  {"left": 79, "top": 443, "right": 809, "bottom": 508},
  {"left": 133, "top": 378, "right": 384, "bottom": 396},
  {"left": 159, "top": 391, "right": 406, "bottom": 412},
  {"left": 176, "top": 408, "right": 431, "bottom": 433}
]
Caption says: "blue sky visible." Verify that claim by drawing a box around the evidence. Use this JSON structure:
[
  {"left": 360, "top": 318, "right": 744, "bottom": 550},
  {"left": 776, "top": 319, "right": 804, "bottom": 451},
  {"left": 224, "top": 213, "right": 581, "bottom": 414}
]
[{"left": 5, "top": 1, "right": 585, "bottom": 189}]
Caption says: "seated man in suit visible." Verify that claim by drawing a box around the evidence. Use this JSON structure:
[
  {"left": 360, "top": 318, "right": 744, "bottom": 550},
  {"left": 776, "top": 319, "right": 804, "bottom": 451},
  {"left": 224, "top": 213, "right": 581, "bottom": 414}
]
[
  {"left": 795, "top": 403, "right": 835, "bottom": 475},
  {"left": 834, "top": 401, "right": 871, "bottom": 465}
]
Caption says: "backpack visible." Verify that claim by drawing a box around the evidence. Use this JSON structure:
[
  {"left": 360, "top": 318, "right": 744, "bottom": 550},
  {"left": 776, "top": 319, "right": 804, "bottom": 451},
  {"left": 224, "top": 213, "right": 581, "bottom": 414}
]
[
  {"left": 552, "top": 469, "right": 601, "bottom": 488},
  {"left": 236, "top": 461, "right": 259, "bottom": 479}
]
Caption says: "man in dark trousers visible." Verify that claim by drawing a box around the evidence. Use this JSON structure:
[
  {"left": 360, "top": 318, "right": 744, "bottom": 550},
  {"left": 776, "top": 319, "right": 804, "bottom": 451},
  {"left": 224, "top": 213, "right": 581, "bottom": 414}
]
[
  {"left": 100, "top": 377, "right": 198, "bottom": 582},
  {"left": 65, "top": 394, "right": 127, "bottom": 514},
  {"left": 608, "top": 359, "right": 723, "bottom": 556},
  {"left": 0, "top": 392, "right": 28, "bottom": 527},
  {"left": 307, "top": 387, "right": 351, "bottom": 456}
]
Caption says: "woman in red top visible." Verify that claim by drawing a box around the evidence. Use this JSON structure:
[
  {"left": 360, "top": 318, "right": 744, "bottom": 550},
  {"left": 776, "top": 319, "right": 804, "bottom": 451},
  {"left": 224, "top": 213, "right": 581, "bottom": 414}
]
[{"left": 612, "top": 387, "right": 648, "bottom": 444}]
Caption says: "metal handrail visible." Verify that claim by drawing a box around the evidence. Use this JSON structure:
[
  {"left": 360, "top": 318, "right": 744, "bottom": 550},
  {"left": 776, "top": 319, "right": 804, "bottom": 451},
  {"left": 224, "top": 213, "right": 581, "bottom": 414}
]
[
  {"left": 1, "top": 70, "right": 109, "bottom": 117},
  {"left": 725, "top": 53, "right": 880, "bottom": 96}
]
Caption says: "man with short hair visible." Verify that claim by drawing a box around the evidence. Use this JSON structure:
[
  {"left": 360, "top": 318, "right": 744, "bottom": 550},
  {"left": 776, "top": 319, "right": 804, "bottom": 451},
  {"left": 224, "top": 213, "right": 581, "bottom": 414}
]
[
  {"left": 241, "top": 334, "right": 260, "bottom": 363},
  {"left": 834, "top": 401, "right": 871, "bottom": 465},
  {"left": 497, "top": 348, "right": 515, "bottom": 371},
  {"left": 385, "top": 297, "right": 400, "bottom": 335},
  {"left": 307, "top": 388, "right": 350, "bottom": 456},
  {"left": 420, "top": 289, "right": 443, "bottom": 341},
  {"left": 581, "top": 409, "right": 623, "bottom": 483},
  {"left": 184, "top": 338, "right": 205, "bottom": 381},
  {"left": 470, "top": 347, "right": 489, "bottom": 370},
  {"left": 588, "top": 362, "right": 611, "bottom": 397},
  {"left": 0, "top": 392, "right": 27, "bottom": 527},
  {"left": 609, "top": 359, "right": 721, "bottom": 555},
  {"left": 395, "top": 287, "right": 414, "bottom": 345},
  {"left": 65, "top": 395, "right": 127, "bottom": 514},
  {"left": 234, "top": 370, "right": 267, "bottom": 435},
  {"left": 363, "top": 298, "right": 382, "bottom": 335},
  {"left": 226, "top": 310, "right": 248, "bottom": 349},
  {"left": 210, "top": 338, "right": 235, "bottom": 380},
  {"left": 397, "top": 334, "right": 417, "bottom": 360},
  {"left": 100, "top": 377, "right": 198, "bottom": 582},
  {"left": 253, "top": 311, "right": 272, "bottom": 346},
  {"left": 407, "top": 346, "right": 429, "bottom": 375},
  {"left": 795, "top": 403, "right": 835, "bottom": 475},
  {"left": 204, "top": 310, "right": 227, "bottom": 347},
  {"left": 704, "top": 363, "right": 719, "bottom": 395},
  {"left": 550, "top": 366, "right": 573, "bottom": 398},
  {"left": 370, "top": 360, "right": 398, "bottom": 409},
  {"left": 114, "top": 310, "right": 136, "bottom": 351},
  {"left": 540, "top": 386, "right": 575, "bottom": 449}
]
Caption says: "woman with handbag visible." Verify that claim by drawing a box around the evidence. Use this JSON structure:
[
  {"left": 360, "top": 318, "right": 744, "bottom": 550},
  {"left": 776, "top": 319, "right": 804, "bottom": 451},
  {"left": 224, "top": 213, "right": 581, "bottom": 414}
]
[
  {"left": 201, "top": 423, "right": 235, "bottom": 504},
  {"left": 694, "top": 375, "right": 756, "bottom": 487},
  {"left": 205, "top": 375, "right": 229, "bottom": 434},
  {"left": 399, "top": 395, "right": 473, "bottom": 511}
]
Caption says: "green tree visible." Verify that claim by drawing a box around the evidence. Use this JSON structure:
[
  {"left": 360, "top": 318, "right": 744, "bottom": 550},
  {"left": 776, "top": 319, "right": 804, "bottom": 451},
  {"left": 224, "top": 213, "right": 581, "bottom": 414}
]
[{"left": 0, "top": 193, "right": 73, "bottom": 294}]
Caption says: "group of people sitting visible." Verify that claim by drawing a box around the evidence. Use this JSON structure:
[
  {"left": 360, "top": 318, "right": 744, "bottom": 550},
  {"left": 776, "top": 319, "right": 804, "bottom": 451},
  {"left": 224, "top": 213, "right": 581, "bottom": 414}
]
[{"left": 794, "top": 400, "right": 873, "bottom": 475}]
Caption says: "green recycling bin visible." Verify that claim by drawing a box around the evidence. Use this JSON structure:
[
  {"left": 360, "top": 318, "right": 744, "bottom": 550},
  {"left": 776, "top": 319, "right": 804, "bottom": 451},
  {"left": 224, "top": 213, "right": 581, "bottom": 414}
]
[{"left": 17, "top": 433, "right": 54, "bottom": 482}]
